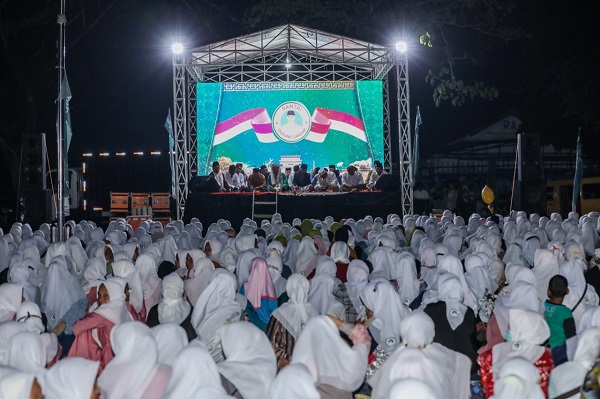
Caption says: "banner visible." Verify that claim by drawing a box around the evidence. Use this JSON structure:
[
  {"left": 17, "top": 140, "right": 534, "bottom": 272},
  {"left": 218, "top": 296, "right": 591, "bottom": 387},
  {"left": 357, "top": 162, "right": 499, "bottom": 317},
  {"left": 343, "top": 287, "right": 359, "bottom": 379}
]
[
  {"left": 58, "top": 72, "right": 72, "bottom": 216},
  {"left": 196, "top": 81, "right": 383, "bottom": 175}
]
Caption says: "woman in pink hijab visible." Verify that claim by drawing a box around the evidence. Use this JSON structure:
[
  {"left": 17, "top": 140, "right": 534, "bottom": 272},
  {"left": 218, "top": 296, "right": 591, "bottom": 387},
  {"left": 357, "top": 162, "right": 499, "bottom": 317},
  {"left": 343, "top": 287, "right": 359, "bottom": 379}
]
[{"left": 240, "top": 257, "right": 278, "bottom": 331}]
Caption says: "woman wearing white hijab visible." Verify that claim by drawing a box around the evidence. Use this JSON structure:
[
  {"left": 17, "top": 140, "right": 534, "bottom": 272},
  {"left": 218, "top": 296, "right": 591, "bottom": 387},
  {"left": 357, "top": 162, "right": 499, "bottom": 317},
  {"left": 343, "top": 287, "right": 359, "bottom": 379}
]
[
  {"left": 368, "top": 247, "right": 393, "bottom": 281},
  {"left": 522, "top": 232, "right": 540, "bottom": 267},
  {"left": 135, "top": 254, "right": 162, "bottom": 313},
  {"left": 361, "top": 281, "right": 410, "bottom": 355},
  {"left": 307, "top": 273, "right": 345, "bottom": 320},
  {"left": 164, "top": 342, "right": 234, "bottom": 399},
  {"left": 291, "top": 316, "right": 370, "bottom": 399},
  {"left": 8, "top": 261, "right": 39, "bottom": 303},
  {"left": 218, "top": 321, "right": 277, "bottom": 399},
  {"left": 111, "top": 259, "right": 144, "bottom": 317},
  {"left": 16, "top": 301, "right": 60, "bottom": 366},
  {"left": 492, "top": 357, "right": 545, "bottom": 399},
  {"left": 269, "top": 363, "right": 320, "bottom": 399},
  {"left": 335, "top": 259, "right": 370, "bottom": 323},
  {"left": 266, "top": 254, "right": 287, "bottom": 302},
  {"left": 44, "top": 357, "right": 101, "bottom": 399},
  {"left": 267, "top": 274, "right": 319, "bottom": 369},
  {"left": 184, "top": 257, "right": 214, "bottom": 306},
  {"left": 532, "top": 248, "right": 560, "bottom": 301},
  {"left": 5, "top": 332, "right": 46, "bottom": 374},
  {"left": 98, "top": 321, "right": 171, "bottom": 399},
  {"left": 389, "top": 252, "right": 421, "bottom": 306},
  {"left": 293, "top": 236, "right": 318, "bottom": 274},
  {"left": 0, "top": 283, "right": 23, "bottom": 322},
  {"left": 150, "top": 324, "right": 189, "bottom": 366},
  {"left": 41, "top": 255, "right": 87, "bottom": 335},
  {"left": 370, "top": 311, "right": 471, "bottom": 399},
  {"left": 191, "top": 270, "right": 244, "bottom": 361},
  {"left": 549, "top": 327, "right": 600, "bottom": 399},
  {"left": 82, "top": 257, "right": 106, "bottom": 309},
  {"left": 478, "top": 308, "right": 552, "bottom": 398},
  {"left": 436, "top": 254, "right": 477, "bottom": 309},
  {"left": 146, "top": 272, "right": 195, "bottom": 341},
  {"left": 386, "top": 378, "right": 436, "bottom": 399},
  {"left": 0, "top": 371, "right": 39, "bottom": 399},
  {"left": 464, "top": 254, "right": 497, "bottom": 304},
  {"left": 69, "top": 279, "right": 132, "bottom": 372}
]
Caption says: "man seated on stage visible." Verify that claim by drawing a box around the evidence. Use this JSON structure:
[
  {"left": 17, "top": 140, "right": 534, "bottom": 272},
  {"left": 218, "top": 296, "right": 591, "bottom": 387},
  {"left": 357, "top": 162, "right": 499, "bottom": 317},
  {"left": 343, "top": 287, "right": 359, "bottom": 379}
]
[
  {"left": 248, "top": 167, "right": 267, "bottom": 190},
  {"left": 235, "top": 163, "right": 248, "bottom": 191},
  {"left": 366, "top": 160, "right": 387, "bottom": 190},
  {"left": 260, "top": 164, "right": 270, "bottom": 181},
  {"left": 289, "top": 164, "right": 299, "bottom": 186},
  {"left": 341, "top": 165, "right": 365, "bottom": 191},
  {"left": 329, "top": 164, "right": 342, "bottom": 184},
  {"left": 267, "top": 163, "right": 289, "bottom": 191},
  {"left": 208, "top": 161, "right": 232, "bottom": 192},
  {"left": 224, "top": 164, "right": 240, "bottom": 192},
  {"left": 315, "top": 167, "right": 340, "bottom": 192},
  {"left": 310, "top": 167, "right": 321, "bottom": 188},
  {"left": 292, "top": 163, "right": 312, "bottom": 191}
]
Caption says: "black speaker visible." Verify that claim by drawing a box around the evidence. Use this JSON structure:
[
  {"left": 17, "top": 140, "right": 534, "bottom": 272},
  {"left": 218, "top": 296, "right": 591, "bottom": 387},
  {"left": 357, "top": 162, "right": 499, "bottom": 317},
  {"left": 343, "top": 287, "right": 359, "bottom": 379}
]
[
  {"left": 20, "top": 133, "right": 47, "bottom": 191},
  {"left": 520, "top": 180, "right": 547, "bottom": 215},
  {"left": 189, "top": 175, "right": 220, "bottom": 193},
  {"left": 375, "top": 174, "right": 400, "bottom": 191},
  {"left": 19, "top": 190, "right": 52, "bottom": 229},
  {"left": 521, "top": 134, "right": 544, "bottom": 181}
]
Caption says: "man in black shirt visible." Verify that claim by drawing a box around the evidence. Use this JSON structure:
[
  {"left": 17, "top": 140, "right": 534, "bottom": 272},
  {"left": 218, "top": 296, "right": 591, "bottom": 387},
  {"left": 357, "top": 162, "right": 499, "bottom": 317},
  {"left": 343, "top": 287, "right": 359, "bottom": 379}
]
[{"left": 292, "top": 163, "right": 311, "bottom": 190}]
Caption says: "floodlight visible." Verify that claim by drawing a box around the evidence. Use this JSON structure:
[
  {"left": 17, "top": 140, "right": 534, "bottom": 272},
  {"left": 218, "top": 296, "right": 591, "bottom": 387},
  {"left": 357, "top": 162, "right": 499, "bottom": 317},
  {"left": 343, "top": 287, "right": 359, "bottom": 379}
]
[
  {"left": 172, "top": 43, "right": 184, "bottom": 54},
  {"left": 395, "top": 41, "right": 408, "bottom": 53}
]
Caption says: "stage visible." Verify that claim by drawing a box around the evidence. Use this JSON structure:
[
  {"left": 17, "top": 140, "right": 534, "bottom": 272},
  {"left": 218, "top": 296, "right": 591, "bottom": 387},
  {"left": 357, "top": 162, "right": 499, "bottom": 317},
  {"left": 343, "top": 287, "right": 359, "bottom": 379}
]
[{"left": 183, "top": 191, "right": 402, "bottom": 229}]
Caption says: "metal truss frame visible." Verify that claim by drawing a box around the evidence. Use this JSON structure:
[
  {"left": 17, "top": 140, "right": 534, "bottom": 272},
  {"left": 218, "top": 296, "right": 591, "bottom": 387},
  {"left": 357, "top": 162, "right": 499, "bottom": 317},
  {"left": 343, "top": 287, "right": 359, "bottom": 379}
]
[{"left": 172, "top": 24, "right": 412, "bottom": 218}]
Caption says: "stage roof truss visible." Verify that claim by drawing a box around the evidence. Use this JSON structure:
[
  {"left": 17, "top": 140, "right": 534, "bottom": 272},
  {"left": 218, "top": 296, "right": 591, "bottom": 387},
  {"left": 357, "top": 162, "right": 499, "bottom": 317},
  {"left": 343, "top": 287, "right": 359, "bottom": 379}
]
[{"left": 172, "top": 24, "right": 410, "bottom": 219}]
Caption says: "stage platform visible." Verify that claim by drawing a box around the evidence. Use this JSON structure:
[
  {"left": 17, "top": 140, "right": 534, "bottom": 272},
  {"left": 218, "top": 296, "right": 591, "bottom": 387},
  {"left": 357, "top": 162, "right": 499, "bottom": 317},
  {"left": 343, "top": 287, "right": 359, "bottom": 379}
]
[{"left": 183, "top": 191, "right": 402, "bottom": 230}]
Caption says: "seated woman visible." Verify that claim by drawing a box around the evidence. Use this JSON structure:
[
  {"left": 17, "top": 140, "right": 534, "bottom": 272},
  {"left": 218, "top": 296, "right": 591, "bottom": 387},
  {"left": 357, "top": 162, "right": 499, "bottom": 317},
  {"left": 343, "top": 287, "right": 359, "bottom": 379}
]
[
  {"left": 334, "top": 260, "right": 369, "bottom": 323},
  {"left": 16, "top": 301, "right": 62, "bottom": 367},
  {"left": 239, "top": 257, "right": 278, "bottom": 331},
  {"left": 68, "top": 280, "right": 132, "bottom": 372},
  {"left": 203, "top": 240, "right": 223, "bottom": 268},
  {"left": 291, "top": 315, "right": 371, "bottom": 399},
  {"left": 44, "top": 357, "right": 101, "bottom": 399},
  {"left": 266, "top": 274, "right": 319, "bottom": 370},
  {"left": 478, "top": 308, "right": 553, "bottom": 398},
  {"left": 0, "top": 282, "right": 24, "bottom": 322},
  {"left": 98, "top": 321, "right": 172, "bottom": 399},
  {"left": 146, "top": 273, "right": 196, "bottom": 341},
  {"left": 423, "top": 273, "right": 478, "bottom": 370},
  {"left": 218, "top": 321, "right": 277, "bottom": 399},
  {"left": 266, "top": 253, "right": 288, "bottom": 304}
]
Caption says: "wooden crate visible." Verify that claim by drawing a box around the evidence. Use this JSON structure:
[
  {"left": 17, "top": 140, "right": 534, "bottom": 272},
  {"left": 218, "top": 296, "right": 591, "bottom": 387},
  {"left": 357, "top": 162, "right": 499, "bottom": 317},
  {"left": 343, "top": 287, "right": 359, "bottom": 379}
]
[
  {"left": 151, "top": 192, "right": 171, "bottom": 212},
  {"left": 110, "top": 192, "right": 129, "bottom": 213}
]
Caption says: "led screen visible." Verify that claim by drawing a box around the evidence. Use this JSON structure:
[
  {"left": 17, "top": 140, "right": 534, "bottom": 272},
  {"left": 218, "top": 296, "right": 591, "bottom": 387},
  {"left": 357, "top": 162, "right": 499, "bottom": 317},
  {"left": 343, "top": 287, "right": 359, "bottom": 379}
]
[{"left": 196, "top": 81, "right": 383, "bottom": 174}]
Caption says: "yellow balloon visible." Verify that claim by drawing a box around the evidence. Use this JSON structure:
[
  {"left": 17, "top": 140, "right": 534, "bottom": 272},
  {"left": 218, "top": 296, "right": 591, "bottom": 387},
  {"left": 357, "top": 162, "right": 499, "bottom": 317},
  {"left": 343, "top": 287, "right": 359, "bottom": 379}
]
[{"left": 481, "top": 185, "right": 495, "bottom": 205}]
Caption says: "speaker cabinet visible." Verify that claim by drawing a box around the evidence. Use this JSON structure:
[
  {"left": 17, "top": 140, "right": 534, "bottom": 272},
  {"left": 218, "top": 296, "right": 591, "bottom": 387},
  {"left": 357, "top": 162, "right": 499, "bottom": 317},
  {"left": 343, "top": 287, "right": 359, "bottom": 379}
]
[
  {"left": 20, "top": 134, "right": 47, "bottom": 191},
  {"left": 19, "top": 190, "right": 52, "bottom": 229}
]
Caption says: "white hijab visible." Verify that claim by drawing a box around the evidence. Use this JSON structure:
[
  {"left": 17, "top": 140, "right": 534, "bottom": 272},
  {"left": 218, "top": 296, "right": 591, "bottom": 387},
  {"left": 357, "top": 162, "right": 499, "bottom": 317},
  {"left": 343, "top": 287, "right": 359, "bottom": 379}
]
[
  {"left": 218, "top": 322, "right": 277, "bottom": 399},
  {"left": 293, "top": 236, "right": 318, "bottom": 273},
  {"left": 164, "top": 342, "right": 234, "bottom": 399},
  {"left": 16, "top": 301, "right": 58, "bottom": 365},
  {"left": 5, "top": 332, "right": 46, "bottom": 374},
  {"left": 111, "top": 259, "right": 144, "bottom": 313},
  {"left": 184, "top": 257, "right": 214, "bottom": 306},
  {"left": 492, "top": 309, "right": 550, "bottom": 379},
  {"left": 269, "top": 363, "right": 319, "bottom": 399},
  {"left": 191, "top": 270, "right": 243, "bottom": 342},
  {"left": 0, "top": 283, "right": 23, "bottom": 322},
  {"left": 150, "top": 324, "right": 188, "bottom": 366},
  {"left": 532, "top": 248, "right": 560, "bottom": 300},
  {"left": 135, "top": 254, "right": 162, "bottom": 312},
  {"left": 158, "top": 273, "right": 191, "bottom": 325},
  {"left": 98, "top": 321, "right": 158, "bottom": 399},
  {"left": 391, "top": 252, "right": 420, "bottom": 306},
  {"left": 436, "top": 255, "right": 477, "bottom": 309},
  {"left": 271, "top": 274, "right": 319, "bottom": 339},
  {"left": 360, "top": 281, "right": 410, "bottom": 353},
  {"left": 368, "top": 247, "right": 393, "bottom": 281},
  {"left": 307, "top": 274, "right": 340, "bottom": 316},
  {"left": 44, "top": 357, "right": 100, "bottom": 399},
  {"left": 93, "top": 280, "right": 132, "bottom": 325},
  {"left": 266, "top": 255, "right": 287, "bottom": 298},
  {"left": 436, "top": 273, "right": 468, "bottom": 330},
  {"left": 493, "top": 358, "right": 545, "bottom": 399},
  {"left": 344, "top": 260, "right": 370, "bottom": 316},
  {"left": 291, "top": 316, "right": 368, "bottom": 392}
]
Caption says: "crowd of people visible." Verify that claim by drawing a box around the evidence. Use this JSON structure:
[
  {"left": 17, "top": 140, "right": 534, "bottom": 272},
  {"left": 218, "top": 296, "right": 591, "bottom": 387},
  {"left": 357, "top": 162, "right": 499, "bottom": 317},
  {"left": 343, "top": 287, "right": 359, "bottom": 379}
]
[
  {"left": 1, "top": 208, "right": 600, "bottom": 398},
  {"left": 208, "top": 160, "right": 387, "bottom": 192}
]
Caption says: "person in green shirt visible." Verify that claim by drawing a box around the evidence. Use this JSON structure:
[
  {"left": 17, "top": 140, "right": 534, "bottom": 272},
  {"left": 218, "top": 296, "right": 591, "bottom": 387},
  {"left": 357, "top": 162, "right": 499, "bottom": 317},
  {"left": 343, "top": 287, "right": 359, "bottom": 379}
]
[{"left": 544, "top": 274, "right": 576, "bottom": 366}]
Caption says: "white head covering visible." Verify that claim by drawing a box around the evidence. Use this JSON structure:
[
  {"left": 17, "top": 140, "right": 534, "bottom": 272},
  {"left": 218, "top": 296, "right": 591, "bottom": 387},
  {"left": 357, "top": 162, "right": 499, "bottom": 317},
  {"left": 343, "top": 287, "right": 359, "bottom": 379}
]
[
  {"left": 5, "top": 331, "right": 46, "bottom": 373},
  {"left": 16, "top": 301, "right": 58, "bottom": 365},
  {"left": 361, "top": 281, "right": 410, "bottom": 352},
  {"left": 330, "top": 241, "right": 350, "bottom": 263},
  {"left": 164, "top": 342, "right": 234, "bottom": 399},
  {"left": 41, "top": 255, "right": 86, "bottom": 330},
  {"left": 184, "top": 257, "right": 215, "bottom": 306},
  {"left": 391, "top": 252, "right": 420, "bottom": 306},
  {"left": 151, "top": 324, "right": 188, "bottom": 366},
  {"left": 386, "top": 378, "right": 437, "bottom": 399},
  {"left": 293, "top": 236, "right": 318, "bottom": 273},
  {"left": 532, "top": 248, "right": 560, "bottom": 300},
  {"left": 492, "top": 309, "right": 550, "bottom": 379},
  {"left": 44, "top": 357, "right": 100, "bottom": 399},
  {"left": 0, "top": 322, "right": 28, "bottom": 364},
  {"left": 345, "top": 260, "right": 370, "bottom": 315},
  {"left": 291, "top": 316, "right": 368, "bottom": 392},
  {"left": 98, "top": 321, "right": 158, "bottom": 399},
  {"left": 464, "top": 254, "right": 497, "bottom": 299},
  {"left": 307, "top": 274, "right": 340, "bottom": 316},
  {"left": 158, "top": 273, "right": 191, "bottom": 325},
  {"left": 369, "top": 247, "right": 393, "bottom": 280},
  {"left": 266, "top": 254, "right": 287, "bottom": 298},
  {"left": 269, "top": 363, "right": 319, "bottom": 399},
  {"left": 135, "top": 254, "right": 162, "bottom": 311},
  {"left": 436, "top": 273, "right": 468, "bottom": 330},
  {"left": 111, "top": 259, "right": 144, "bottom": 313},
  {"left": 93, "top": 280, "right": 132, "bottom": 325},
  {"left": 191, "top": 270, "right": 243, "bottom": 341},
  {"left": 235, "top": 248, "right": 261, "bottom": 288},
  {"left": 437, "top": 255, "right": 476, "bottom": 309},
  {"left": 0, "top": 283, "right": 23, "bottom": 323},
  {"left": 218, "top": 322, "right": 277, "bottom": 399},
  {"left": 493, "top": 357, "right": 545, "bottom": 399},
  {"left": 0, "top": 371, "right": 36, "bottom": 399},
  {"left": 271, "top": 274, "right": 319, "bottom": 339}
]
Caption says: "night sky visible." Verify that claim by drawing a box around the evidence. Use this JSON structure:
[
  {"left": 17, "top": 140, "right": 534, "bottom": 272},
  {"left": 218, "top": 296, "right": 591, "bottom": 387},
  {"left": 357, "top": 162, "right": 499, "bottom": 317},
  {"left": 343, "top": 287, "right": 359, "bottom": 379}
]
[{"left": 1, "top": 0, "right": 599, "bottom": 184}]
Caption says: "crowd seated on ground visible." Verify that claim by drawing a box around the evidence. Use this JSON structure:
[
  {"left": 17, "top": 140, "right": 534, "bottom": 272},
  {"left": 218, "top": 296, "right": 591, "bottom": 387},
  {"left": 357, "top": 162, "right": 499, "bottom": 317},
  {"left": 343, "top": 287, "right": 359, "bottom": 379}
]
[{"left": 1, "top": 208, "right": 600, "bottom": 398}]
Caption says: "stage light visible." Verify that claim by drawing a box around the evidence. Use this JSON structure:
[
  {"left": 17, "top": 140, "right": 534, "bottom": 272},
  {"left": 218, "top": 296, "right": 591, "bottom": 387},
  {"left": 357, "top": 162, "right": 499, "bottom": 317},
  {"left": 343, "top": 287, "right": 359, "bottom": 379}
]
[
  {"left": 395, "top": 41, "right": 408, "bottom": 53},
  {"left": 285, "top": 56, "right": 291, "bottom": 69},
  {"left": 172, "top": 43, "right": 184, "bottom": 54}
]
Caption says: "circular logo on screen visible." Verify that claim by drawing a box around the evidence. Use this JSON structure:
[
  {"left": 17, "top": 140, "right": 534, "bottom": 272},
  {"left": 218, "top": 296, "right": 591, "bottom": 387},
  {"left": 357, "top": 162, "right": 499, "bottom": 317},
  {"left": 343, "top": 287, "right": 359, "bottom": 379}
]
[{"left": 272, "top": 101, "right": 311, "bottom": 143}]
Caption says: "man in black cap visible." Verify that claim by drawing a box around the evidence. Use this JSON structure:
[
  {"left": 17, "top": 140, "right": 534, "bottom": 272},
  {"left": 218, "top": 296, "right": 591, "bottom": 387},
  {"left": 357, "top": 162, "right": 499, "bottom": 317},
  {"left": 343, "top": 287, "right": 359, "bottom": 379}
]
[
  {"left": 366, "top": 160, "right": 387, "bottom": 189},
  {"left": 292, "top": 163, "right": 312, "bottom": 190},
  {"left": 208, "top": 161, "right": 231, "bottom": 192}
]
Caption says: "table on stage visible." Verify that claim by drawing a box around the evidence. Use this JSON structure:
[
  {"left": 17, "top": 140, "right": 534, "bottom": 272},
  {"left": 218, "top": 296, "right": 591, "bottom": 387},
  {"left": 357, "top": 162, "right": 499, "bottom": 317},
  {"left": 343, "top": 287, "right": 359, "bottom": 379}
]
[{"left": 183, "top": 190, "right": 402, "bottom": 229}]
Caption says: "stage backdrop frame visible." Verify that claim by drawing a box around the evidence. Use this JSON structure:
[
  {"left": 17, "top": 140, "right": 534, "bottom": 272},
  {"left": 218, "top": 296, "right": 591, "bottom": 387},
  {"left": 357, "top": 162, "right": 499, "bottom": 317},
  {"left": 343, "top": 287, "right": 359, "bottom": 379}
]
[{"left": 172, "top": 24, "right": 411, "bottom": 218}]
